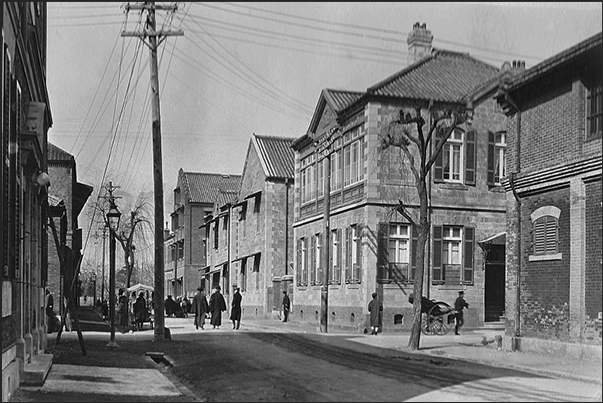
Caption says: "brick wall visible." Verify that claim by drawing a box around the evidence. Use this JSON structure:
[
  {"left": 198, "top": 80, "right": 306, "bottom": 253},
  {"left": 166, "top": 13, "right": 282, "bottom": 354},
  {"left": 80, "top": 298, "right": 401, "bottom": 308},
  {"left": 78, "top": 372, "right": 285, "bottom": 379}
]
[
  {"left": 585, "top": 179, "right": 602, "bottom": 342},
  {"left": 521, "top": 187, "right": 571, "bottom": 341}
]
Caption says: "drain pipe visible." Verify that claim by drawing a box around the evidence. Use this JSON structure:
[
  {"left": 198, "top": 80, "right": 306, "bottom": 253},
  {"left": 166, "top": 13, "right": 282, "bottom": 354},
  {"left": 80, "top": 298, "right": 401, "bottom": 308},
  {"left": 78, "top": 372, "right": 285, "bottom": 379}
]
[{"left": 509, "top": 105, "right": 522, "bottom": 351}]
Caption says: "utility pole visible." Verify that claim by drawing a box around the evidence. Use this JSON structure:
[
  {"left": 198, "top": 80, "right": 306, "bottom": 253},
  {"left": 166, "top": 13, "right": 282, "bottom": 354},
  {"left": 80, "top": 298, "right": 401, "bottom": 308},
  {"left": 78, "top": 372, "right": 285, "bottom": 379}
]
[
  {"left": 122, "top": 2, "right": 183, "bottom": 341},
  {"left": 315, "top": 126, "right": 340, "bottom": 333}
]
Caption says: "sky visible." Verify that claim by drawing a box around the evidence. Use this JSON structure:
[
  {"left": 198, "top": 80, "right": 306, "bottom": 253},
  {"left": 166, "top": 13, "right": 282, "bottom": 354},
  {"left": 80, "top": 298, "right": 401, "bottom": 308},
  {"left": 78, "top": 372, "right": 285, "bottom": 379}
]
[{"left": 45, "top": 2, "right": 602, "bottom": 269}]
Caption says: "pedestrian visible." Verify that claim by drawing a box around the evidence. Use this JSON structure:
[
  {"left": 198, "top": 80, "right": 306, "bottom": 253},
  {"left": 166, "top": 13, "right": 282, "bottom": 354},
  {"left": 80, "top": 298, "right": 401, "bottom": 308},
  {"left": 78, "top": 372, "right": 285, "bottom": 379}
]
[
  {"left": 133, "top": 292, "right": 147, "bottom": 331},
  {"left": 208, "top": 285, "right": 226, "bottom": 329},
  {"left": 230, "top": 287, "right": 242, "bottom": 330},
  {"left": 180, "top": 296, "right": 189, "bottom": 318},
  {"left": 192, "top": 286, "right": 209, "bottom": 330},
  {"left": 101, "top": 299, "right": 109, "bottom": 320},
  {"left": 282, "top": 290, "right": 291, "bottom": 322},
  {"left": 368, "top": 292, "right": 383, "bottom": 335},
  {"left": 118, "top": 289, "right": 129, "bottom": 326},
  {"left": 45, "top": 289, "right": 55, "bottom": 333},
  {"left": 454, "top": 290, "right": 469, "bottom": 335},
  {"left": 165, "top": 295, "right": 177, "bottom": 317}
]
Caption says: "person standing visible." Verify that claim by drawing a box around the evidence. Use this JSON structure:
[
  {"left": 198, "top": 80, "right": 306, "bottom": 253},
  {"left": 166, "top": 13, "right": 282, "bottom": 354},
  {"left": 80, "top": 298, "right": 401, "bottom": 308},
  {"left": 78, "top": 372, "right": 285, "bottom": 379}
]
[
  {"left": 133, "top": 292, "right": 147, "bottom": 331},
  {"left": 454, "top": 290, "right": 469, "bottom": 335},
  {"left": 230, "top": 287, "right": 242, "bottom": 330},
  {"left": 208, "top": 285, "right": 226, "bottom": 329},
  {"left": 282, "top": 290, "right": 291, "bottom": 322},
  {"left": 368, "top": 292, "right": 383, "bottom": 335},
  {"left": 192, "top": 286, "right": 209, "bottom": 330},
  {"left": 118, "top": 289, "right": 129, "bottom": 327},
  {"left": 45, "top": 290, "right": 55, "bottom": 333}
]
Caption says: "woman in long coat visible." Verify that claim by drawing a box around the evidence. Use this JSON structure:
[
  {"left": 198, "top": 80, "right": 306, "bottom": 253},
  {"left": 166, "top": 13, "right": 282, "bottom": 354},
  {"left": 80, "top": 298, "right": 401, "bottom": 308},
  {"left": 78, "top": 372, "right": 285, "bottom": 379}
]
[
  {"left": 368, "top": 292, "right": 383, "bottom": 335},
  {"left": 230, "top": 287, "right": 242, "bottom": 330},
  {"left": 133, "top": 292, "right": 147, "bottom": 331},
  {"left": 208, "top": 285, "right": 227, "bottom": 329},
  {"left": 191, "top": 286, "right": 209, "bottom": 330}
]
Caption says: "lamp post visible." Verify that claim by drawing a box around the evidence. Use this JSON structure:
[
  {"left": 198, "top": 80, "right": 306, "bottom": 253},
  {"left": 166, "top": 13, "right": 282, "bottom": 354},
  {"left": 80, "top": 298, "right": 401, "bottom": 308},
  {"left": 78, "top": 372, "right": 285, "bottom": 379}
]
[{"left": 106, "top": 198, "right": 121, "bottom": 347}]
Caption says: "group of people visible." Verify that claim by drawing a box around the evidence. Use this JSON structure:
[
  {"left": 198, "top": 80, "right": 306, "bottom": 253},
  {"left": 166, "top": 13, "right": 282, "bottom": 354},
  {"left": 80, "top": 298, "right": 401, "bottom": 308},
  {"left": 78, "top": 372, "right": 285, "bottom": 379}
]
[{"left": 190, "top": 285, "right": 242, "bottom": 330}]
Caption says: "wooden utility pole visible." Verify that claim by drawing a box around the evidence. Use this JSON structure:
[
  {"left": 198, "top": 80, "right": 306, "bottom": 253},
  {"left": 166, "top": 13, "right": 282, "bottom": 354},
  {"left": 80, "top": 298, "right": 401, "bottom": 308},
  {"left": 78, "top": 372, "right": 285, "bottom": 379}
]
[{"left": 122, "top": 2, "right": 183, "bottom": 341}]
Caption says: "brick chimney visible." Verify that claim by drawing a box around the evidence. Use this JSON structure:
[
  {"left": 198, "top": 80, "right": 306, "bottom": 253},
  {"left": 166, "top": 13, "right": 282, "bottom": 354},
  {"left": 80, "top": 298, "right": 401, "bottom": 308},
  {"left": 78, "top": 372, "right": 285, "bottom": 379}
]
[
  {"left": 499, "top": 60, "right": 526, "bottom": 90},
  {"left": 407, "top": 22, "right": 433, "bottom": 65}
]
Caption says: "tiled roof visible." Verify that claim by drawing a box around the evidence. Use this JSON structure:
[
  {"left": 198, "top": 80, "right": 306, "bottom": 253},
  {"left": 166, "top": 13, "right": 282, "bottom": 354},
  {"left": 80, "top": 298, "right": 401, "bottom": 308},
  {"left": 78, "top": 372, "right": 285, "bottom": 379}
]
[
  {"left": 366, "top": 49, "right": 499, "bottom": 103},
  {"left": 180, "top": 171, "right": 241, "bottom": 204},
  {"left": 48, "top": 142, "right": 74, "bottom": 162},
  {"left": 323, "top": 89, "right": 364, "bottom": 113},
  {"left": 506, "top": 32, "right": 602, "bottom": 92},
  {"left": 253, "top": 134, "right": 296, "bottom": 179}
]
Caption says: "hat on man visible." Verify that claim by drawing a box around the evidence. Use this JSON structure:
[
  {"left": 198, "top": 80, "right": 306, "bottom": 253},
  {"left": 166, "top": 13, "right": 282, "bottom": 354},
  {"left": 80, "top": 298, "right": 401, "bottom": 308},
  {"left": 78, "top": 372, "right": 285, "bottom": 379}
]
[
  {"left": 197, "top": 286, "right": 204, "bottom": 291},
  {"left": 215, "top": 285, "right": 221, "bottom": 291},
  {"left": 458, "top": 290, "right": 465, "bottom": 295},
  {"left": 283, "top": 290, "right": 287, "bottom": 294}
]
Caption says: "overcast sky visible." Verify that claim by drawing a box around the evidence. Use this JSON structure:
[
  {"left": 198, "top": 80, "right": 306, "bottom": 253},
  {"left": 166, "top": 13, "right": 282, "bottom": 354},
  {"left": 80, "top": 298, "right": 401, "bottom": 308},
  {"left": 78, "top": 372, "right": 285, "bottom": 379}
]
[{"left": 46, "top": 2, "right": 602, "bottom": 232}]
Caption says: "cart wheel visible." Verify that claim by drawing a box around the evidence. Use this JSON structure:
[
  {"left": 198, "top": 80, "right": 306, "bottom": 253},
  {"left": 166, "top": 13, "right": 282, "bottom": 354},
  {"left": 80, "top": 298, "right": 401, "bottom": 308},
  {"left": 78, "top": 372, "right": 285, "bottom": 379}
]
[
  {"left": 421, "top": 312, "right": 432, "bottom": 335},
  {"left": 428, "top": 304, "right": 451, "bottom": 335}
]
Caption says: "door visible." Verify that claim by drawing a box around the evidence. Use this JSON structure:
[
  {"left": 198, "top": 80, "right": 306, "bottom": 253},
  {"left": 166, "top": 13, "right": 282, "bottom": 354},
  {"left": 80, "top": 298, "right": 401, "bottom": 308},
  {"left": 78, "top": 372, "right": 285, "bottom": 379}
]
[{"left": 484, "top": 244, "right": 505, "bottom": 322}]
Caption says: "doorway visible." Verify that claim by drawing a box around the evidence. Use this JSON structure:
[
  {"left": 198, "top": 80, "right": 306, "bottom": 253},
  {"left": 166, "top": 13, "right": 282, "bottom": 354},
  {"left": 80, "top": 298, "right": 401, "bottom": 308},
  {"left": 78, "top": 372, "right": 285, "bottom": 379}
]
[{"left": 484, "top": 243, "right": 505, "bottom": 322}]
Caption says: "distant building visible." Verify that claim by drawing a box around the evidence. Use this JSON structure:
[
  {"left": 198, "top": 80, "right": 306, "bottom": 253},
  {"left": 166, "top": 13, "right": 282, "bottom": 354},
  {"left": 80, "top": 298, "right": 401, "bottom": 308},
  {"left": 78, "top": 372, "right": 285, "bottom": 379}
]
[
  {"left": 165, "top": 169, "right": 241, "bottom": 299},
  {"left": 291, "top": 23, "right": 508, "bottom": 332},
  {"left": 496, "top": 32, "right": 602, "bottom": 352}
]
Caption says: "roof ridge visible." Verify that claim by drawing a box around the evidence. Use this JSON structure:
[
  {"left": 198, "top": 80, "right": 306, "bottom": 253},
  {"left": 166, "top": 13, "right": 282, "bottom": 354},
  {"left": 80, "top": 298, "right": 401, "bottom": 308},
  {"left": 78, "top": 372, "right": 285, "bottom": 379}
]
[{"left": 253, "top": 133, "right": 297, "bottom": 141}]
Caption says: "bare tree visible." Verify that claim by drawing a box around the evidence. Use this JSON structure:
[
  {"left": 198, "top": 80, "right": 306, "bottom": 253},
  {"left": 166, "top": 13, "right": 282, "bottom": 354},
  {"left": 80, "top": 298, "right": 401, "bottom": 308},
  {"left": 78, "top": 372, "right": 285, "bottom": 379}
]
[{"left": 380, "top": 101, "right": 472, "bottom": 350}]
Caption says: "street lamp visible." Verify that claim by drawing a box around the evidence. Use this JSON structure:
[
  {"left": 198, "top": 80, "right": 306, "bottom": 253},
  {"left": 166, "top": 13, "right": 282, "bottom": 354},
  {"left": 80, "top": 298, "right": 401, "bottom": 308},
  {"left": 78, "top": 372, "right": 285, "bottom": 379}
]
[{"left": 106, "top": 200, "right": 121, "bottom": 347}]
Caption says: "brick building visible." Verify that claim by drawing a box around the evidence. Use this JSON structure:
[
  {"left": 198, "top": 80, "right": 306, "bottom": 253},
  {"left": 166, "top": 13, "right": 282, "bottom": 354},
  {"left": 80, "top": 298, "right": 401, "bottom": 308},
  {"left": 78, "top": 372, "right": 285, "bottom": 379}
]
[
  {"left": 2, "top": 3, "right": 53, "bottom": 399},
  {"left": 165, "top": 169, "right": 241, "bottom": 300},
  {"left": 496, "top": 32, "right": 602, "bottom": 354},
  {"left": 203, "top": 134, "right": 295, "bottom": 318},
  {"left": 291, "top": 23, "right": 509, "bottom": 333},
  {"left": 46, "top": 142, "right": 93, "bottom": 322}
]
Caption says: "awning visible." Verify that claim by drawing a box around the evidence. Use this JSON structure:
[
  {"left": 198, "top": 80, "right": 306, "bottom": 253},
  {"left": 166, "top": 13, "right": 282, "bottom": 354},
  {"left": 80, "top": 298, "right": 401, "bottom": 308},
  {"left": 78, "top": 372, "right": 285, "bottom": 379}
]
[
  {"left": 478, "top": 232, "right": 506, "bottom": 246},
  {"left": 232, "top": 251, "right": 261, "bottom": 263},
  {"left": 244, "top": 190, "right": 262, "bottom": 200}
]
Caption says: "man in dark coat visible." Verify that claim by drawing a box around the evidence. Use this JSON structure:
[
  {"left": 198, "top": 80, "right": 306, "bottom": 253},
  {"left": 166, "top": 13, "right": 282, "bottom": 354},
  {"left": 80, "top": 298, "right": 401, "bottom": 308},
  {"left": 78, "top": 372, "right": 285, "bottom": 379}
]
[
  {"left": 454, "top": 290, "right": 469, "bottom": 335},
  {"left": 133, "top": 292, "right": 147, "bottom": 331},
  {"left": 191, "top": 286, "right": 209, "bottom": 330},
  {"left": 208, "top": 285, "right": 226, "bottom": 329},
  {"left": 45, "top": 290, "right": 55, "bottom": 333},
  {"left": 282, "top": 290, "right": 291, "bottom": 322},
  {"left": 368, "top": 292, "right": 383, "bottom": 335},
  {"left": 230, "top": 287, "right": 242, "bottom": 330}
]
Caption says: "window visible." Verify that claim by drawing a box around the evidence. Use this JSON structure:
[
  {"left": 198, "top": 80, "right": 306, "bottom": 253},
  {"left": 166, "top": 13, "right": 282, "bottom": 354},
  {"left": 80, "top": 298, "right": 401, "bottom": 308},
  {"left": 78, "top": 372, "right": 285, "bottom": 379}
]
[
  {"left": 240, "top": 258, "right": 247, "bottom": 292},
  {"left": 345, "top": 225, "right": 362, "bottom": 283},
  {"left": 311, "top": 233, "right": 322, "bottom": 285},
  {"left": 432, "top": 226, "right": 474, "bottom": 284},
  {"left": 529, "top": 206, "right": 561, "bottom": 260},
  {"left": 213, "top": 221, "right": 219, "bottom": 249},
  {"left": 330, "top": 150, "right": 342, "bottom": 192},
  {"left": 488, "top": 131, "right": 507, "bottom": 185},
  {"left": 178, "top": 241, "right": 184, "bottom": 260},
  {"left": 330, "top": 229, "right": 342, "bottom": 284},
  {"left": 297, "top": 237, "right": 308, "bottom": 286},
  {"left": 587, "top": 81, "right": 602, "bottom": 138},
  {"left": 434, "top": 128, "right": 476, "bottom": 186},
  {"left": 317, "top": 158, "right": 325, "bottom": 198},
  {"left": 301, "top": 154, "right": 316, "bottom": 204},
  {"left": 343, "top": 140, "right": 361, "bottom": 187},
  {"left": 377, "top": 223, "right": 418, "bottom": 283}
]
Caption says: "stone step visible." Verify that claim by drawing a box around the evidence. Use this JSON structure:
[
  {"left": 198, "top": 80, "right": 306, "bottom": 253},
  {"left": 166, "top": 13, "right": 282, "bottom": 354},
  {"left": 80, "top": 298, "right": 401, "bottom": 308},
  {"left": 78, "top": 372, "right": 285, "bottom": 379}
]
[{"left": 21, "top": 353, "right": 53, "bottom": 386}]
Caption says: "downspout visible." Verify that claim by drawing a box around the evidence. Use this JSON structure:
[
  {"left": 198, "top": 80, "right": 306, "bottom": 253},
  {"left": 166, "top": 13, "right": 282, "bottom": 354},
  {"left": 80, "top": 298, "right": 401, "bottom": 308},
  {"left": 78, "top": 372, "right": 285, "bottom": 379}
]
[{"left": 285, "top": 178, "right": 289, "bottom": 275}]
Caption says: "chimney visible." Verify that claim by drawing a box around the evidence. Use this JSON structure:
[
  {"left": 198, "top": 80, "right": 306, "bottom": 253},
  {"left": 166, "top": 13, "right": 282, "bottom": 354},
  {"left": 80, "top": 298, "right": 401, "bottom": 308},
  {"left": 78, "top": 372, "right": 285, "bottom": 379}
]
[{"left": 407, "top": 22, "right": 433, "bottom": 65}]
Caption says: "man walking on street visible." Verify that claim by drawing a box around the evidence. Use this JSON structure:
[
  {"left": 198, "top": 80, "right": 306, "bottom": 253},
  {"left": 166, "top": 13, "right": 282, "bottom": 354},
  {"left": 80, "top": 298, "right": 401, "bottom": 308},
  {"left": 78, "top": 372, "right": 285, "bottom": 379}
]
[
  {"left": 282, "top": 290, "right": 290, "bottom": 322},
  {"left": 192, "top": 286, "right": 209, "bottom": 330},
  {"left": 454, "top": 290, "right": 469, "bottom": 335},
  {"left": 230, "top": 287, "right": 242, "bottom": 329},
  {"left": 368, "top": 292, "right": 383, "bottom": 335}
]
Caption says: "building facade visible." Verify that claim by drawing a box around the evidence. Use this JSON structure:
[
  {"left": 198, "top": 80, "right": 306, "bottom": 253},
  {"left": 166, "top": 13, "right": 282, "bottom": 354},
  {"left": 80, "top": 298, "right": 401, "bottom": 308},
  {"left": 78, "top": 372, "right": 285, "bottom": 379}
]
[
  {"left": 2, "top": 3, "right": 53, "bottom": 400},
  {"left": 496, "top": 32, "right": 602, "bottom": 353},
  {"left": 291, "top": 23, "right": 509, "bottom": 333},
  {"left": 164, "top": 169, "right": 241, "bottom": 300}
]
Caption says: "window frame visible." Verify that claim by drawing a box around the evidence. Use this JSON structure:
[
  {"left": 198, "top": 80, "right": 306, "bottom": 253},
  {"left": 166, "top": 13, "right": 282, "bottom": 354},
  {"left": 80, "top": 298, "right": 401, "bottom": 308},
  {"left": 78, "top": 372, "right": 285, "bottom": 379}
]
[
  {"left": 529, "top": 206, "right": 562, "bottom": 261},
  {"left": 586, "top": 80, "right": 602, "bottom": 139}
]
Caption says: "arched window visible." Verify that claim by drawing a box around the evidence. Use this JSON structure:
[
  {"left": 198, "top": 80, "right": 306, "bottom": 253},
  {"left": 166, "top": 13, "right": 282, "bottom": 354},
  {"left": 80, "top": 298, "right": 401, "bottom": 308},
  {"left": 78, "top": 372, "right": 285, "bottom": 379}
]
[{"left": 529, "top": 206, "right": 562, "bottom": 260}]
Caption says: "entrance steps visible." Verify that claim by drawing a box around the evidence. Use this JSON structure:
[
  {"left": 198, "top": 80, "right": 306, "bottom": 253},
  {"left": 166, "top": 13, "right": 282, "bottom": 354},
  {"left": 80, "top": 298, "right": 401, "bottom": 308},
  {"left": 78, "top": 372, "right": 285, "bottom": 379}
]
[{"left": 21, "top": 353, "right": 53, "bottom": 386}]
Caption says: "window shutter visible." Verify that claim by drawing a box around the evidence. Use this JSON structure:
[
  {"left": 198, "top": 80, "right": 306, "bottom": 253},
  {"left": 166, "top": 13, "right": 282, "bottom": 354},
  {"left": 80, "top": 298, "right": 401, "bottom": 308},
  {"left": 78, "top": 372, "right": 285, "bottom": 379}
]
[
  {"left": 337, "top": 229, "right": 343, "bottom": 283},
  {"left": 296, "top": 238, "right": 302, "bottom": 284},
  {"left": 355, "top": 225, "right": 362, "bottom": 282},
  {"left": 317, "top": 234, "right": 323, "bottom": 285},
  {"left": 303, "top": 237, "right": 309, "bottom": 284},
  {"left": 311, "top": 235, "right": 316, "bottom": 284},
  {"left": 487, "top": 131, "right": 495, "bottom": 186},
  {"left": 411, "top": 225, "right": 419, "bottom": 281},
  {"left": 545, "top": 217, "right": 558, "bottom": 254},
  {"left": 377, "top": 223, "right": 389, "bottom": 281},
  {"left": 432, "top": 226, "right": 443, "bottom": 282},
  {"left": 465, "top": 129, "right": 476, "bottom": 186},
  {"left": 434, "top": 128, "right": 444, "bottom": 182},
  {"left": 464, "top": 227, "right": 474, "bottom": 283},
  {"left": 345, "top": 227, "right": 351, "bottom": 280}
]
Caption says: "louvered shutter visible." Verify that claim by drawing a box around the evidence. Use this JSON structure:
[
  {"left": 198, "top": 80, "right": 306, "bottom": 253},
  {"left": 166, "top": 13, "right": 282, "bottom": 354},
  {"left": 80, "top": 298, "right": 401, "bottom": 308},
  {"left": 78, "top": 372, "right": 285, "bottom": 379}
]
[
  {"left": 545, "top": 217, "right": 558, "bottom": 254},
  {"left": 432, "top": 226, "right": 443, "bottom": 282},
  {"left": 318, "top": 234, "right": 324, "bottom": 285},
  {"left": 354, "top": 225, "right": 362, "bottom": 282},
  {"left": 303, "top": 237, "right": 309, "bottom": 284},
  {"left": 337, "top": 229, "right": 343, "bottom": 283},
  {"left": 465, "top": 130, "right": 476, "bottom": 186},
  {"left": 411, "top": 225, "right": 419, "bottom": 281},
  {"left": 296, "top": 238, "right": 302, "bottom": 284},
  {"left": 434, "top": 127, "right": 444, "bottom": 182},
  {"left": 377, "top": 223, "right": 389, "bottom": 281},
  {"left": 463, "top": 227, "right": 474, "bottom": 283},
  {"left": 345, "top": 227, "right": 351, "bottom": 281},
  {"left": 487, "top": 131, "right": 495, "bottom": 186},
  {"left": 310, "top": 235, "right": 316, "bottom": 284}
]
